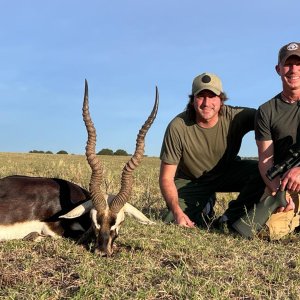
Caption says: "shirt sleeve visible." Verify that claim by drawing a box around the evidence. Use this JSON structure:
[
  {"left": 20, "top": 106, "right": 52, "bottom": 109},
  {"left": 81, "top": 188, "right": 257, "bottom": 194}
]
[
  {"left": 236, "top": 107, "right": 256, "bottom": 132},
  {"left": 225, "top": 105, "right": 256, "bottom": 134},
  {"left": 160, "top": 118, "right": 183, "bottom": 165},
  {"left": 255, "top": 105, "right": 272, "bottom": 141}
]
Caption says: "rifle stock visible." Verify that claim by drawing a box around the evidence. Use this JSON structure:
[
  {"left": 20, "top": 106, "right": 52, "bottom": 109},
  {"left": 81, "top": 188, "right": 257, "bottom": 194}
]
[{"left": 232, "top": 190, "right": 287, "bottom": 238}]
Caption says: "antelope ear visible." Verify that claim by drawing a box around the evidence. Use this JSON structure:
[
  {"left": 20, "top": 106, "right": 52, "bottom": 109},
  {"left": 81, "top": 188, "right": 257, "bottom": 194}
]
[
  {"left": 59, "top": 200, "right": 93, "bottom": 219},
  {"left": 124, "top": 203, "right": 156, "bottom": 225}
]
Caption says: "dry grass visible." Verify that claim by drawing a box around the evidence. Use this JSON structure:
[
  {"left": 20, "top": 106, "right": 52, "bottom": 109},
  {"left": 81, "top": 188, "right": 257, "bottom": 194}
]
[{"left": 0, "top": 152, "right": 300, "bottom": 300}]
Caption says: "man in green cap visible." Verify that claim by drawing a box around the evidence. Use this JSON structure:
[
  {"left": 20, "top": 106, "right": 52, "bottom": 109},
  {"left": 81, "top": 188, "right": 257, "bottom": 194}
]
[
  {"left": 159, "top": 72, "right": 265, "bottom": 229},
  {"left": 254, "top": 42, "right": 300, "bottom": 239}
]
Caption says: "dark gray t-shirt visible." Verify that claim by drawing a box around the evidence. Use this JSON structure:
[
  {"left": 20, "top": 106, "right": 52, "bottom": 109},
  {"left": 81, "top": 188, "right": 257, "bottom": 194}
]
[
  {"left": 160, "top": 105, "right": 256, "bottom": 180},
  {"left": 255, "top": 93, "right": 300, "bottom": 164}
]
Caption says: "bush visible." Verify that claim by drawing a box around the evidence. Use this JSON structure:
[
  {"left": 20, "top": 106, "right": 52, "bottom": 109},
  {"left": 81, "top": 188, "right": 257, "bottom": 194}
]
[
  {"left": 57, "top": 150, "right": 68, "bottom": 155},
  {"left": 97, "top": 148, "right": 114, "bottom": 155},
  {"left": 114, "top": 149, "right": 129, "bottom": 156},
  {"left": 29, "top": 150, "right": 45, "bottom": 154}
]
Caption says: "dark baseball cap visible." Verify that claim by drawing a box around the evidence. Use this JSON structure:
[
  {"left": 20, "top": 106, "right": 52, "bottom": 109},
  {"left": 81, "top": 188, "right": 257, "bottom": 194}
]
[{"left": 278, "top": 42, "right": 300, "bottom": 64}]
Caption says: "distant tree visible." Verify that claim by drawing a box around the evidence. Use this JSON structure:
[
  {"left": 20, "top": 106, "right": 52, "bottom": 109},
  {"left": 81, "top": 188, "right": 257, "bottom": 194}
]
[
  {"left": 45, "top": 151, "right": 53, "bottom": 154},
  {"left": 29, "top": 150, "right": 44, "bottom": 153},
  {"left": 114, "top": 149, "right": 129, "bottom": 156},
  {"left": 57, "top": 150, "right": 68, "bottom": 155},
  {"left": 97, "top": 148, "right": 114, "bottom": 155}
]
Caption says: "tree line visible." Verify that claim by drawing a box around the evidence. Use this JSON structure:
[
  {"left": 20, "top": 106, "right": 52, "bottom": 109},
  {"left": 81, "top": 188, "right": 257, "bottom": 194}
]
[{"left": 29, "top": 148, "right": 130, "bottom": 156}]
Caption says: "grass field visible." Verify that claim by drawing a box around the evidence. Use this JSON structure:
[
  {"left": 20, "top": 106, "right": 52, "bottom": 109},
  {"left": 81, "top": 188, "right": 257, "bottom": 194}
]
[{"left": 0, "top": 152, "right": 300, "bottom": 300}]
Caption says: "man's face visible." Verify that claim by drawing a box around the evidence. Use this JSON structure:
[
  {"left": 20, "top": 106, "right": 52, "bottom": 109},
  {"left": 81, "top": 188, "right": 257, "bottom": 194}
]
[
  {"left": 193, "top": 90, "right": 222, "bottom": 125},
  {"left": 276, "top": 55, "right": 300, "bottom": 92}
]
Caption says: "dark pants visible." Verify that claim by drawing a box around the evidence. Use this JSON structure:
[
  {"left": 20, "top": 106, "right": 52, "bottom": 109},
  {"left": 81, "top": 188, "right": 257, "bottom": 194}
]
[{"left": 163, "top": 159, "right": 265, "bottom": 227}]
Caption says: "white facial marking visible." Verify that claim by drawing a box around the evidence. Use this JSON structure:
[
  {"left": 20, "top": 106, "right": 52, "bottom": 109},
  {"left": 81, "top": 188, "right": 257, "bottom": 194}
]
[
  {"left": 111, "top": 208, "right": 126, "bottom": 232},
  {"left": 91, "top": 209, "right": 100, "bottom": 230}
]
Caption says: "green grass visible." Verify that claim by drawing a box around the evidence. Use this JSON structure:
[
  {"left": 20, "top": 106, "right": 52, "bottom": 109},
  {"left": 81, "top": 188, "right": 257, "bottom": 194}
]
[{"left": 0, "top": 153, "right": 300, "bottom": 300}]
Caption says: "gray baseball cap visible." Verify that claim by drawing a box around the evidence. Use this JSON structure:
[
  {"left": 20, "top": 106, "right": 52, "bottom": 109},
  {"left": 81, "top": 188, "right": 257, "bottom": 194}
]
[{"left": 278, "top": 42, "right": 300, "bottom": 64}]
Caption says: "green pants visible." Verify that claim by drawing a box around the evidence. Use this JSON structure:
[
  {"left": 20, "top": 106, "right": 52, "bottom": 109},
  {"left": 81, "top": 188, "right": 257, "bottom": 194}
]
[{"left": 163, "top": 159, "right": 265, "bottom": 227}]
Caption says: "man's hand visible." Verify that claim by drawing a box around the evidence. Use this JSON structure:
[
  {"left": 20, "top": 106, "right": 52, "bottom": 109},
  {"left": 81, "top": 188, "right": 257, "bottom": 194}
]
[
  {"left": 281, "top": 167, "right": 300, "bottom": 193},
  {"left": 174, "top": 211, "right": 195, "bottom": 228},
  {"left": 273, "top": 190, "right": 295, "bottom": 212}
]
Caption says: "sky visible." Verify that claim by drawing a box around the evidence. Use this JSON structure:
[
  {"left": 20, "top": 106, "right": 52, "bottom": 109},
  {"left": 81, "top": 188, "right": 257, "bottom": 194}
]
[{"left": 0, "top": 1, "right": 299, "bottom": 157}]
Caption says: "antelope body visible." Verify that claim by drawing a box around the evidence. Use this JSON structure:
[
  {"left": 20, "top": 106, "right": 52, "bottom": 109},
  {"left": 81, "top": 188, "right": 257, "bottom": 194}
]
[
  {"left": 0, "top": 175, "right": 91, "bottom": 240},
  {"left": 0, "top": 81, "right": 159, "bottom": 256}
]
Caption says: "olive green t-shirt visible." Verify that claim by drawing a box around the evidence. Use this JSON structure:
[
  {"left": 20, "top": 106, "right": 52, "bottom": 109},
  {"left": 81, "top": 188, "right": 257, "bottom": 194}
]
[
  {"left": 255, "top": 93, "right": 300, "bottom": 164},
  {"left": 160, "top": 105, "right": 256, "bottom": 180}
]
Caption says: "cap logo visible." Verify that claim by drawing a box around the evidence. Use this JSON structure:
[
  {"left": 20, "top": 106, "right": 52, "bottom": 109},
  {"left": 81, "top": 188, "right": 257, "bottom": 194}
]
[
  {"left": 202, "top": 75, "right": 211, "bottom": 83},
  {"left": 287, "top": 43, "right": 299, "bottom": 51}
]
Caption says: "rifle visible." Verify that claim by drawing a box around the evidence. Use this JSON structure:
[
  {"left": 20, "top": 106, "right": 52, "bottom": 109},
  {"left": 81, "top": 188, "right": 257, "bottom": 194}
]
[
  {"left": 232, "top": 145, "right": 300, "bottom": 238},
  {"left": 266, "top": 145, "right": 300, "bottom": 181}
]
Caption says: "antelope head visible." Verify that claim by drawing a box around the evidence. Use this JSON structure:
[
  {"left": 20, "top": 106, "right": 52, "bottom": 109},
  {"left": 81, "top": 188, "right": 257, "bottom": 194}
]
[{"left": 82, "top": 80, "right": 158, "bottom": 255}]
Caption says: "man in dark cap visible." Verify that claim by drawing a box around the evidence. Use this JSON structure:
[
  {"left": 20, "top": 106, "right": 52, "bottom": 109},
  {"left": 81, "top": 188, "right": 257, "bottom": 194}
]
[
  {"left": 255, "top": 42, "right": 300, "bottom": 239},
  {"left": 159, "top": 72, "right": 265, "bottom": 229}
]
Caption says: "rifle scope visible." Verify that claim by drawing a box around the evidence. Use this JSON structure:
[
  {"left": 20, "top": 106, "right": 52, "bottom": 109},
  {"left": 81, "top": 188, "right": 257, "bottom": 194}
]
[{"left": 266, "top": 147, "right": 300, "bottom": 181}]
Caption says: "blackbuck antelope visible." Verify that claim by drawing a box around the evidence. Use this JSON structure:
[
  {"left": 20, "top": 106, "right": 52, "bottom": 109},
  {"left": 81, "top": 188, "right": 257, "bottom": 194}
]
[{"left": 0, "top": 80, "right": 158, "bottom": 256}]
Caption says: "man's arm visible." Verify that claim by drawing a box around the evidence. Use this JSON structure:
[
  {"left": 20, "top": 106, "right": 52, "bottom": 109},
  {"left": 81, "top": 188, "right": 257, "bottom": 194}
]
[
  {"left": 256, "top": 139, "right": 279, "bottom": 193},
  {"left": 256, "top": 139, "right": 294, "bottom": 212},
  {"left": 159, "top": 162, "right": 195, "bottom": 227}
]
